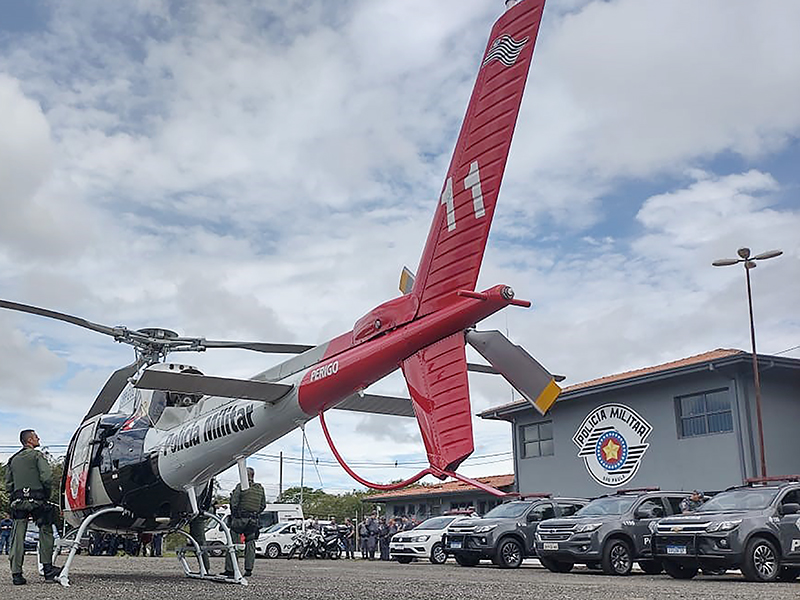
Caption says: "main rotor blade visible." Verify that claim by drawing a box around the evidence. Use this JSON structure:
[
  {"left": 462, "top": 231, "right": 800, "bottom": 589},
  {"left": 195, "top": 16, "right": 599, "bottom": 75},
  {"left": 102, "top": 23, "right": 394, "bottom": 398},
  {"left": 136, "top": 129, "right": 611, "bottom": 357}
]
[
  {"left": 0, "top": 298, "right": 122, "bottom": 338},
  {"left": 467, "top": 362, "right": 499, "bottom": 375},
  {"left": 82, "top": 360, "right": 144, "bottom": 423},
  {"left": 201, "top": 340, "right": 314, "bottom": 354},
  {"left": 134, "top": 370, "right": 293, "bottom": 403},
  {"left": 465, "top": 329, "right": 561, "bottom": 415},
  {"left": 333, "top": 393, "right": 415, "bottom": 417}
]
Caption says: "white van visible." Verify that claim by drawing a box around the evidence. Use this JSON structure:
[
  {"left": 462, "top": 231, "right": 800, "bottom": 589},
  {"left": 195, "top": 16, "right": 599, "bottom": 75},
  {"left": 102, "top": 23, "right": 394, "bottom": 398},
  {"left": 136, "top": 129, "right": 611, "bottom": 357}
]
[{"left": 205, "top": 503, "right": 304, "bottom": 555}]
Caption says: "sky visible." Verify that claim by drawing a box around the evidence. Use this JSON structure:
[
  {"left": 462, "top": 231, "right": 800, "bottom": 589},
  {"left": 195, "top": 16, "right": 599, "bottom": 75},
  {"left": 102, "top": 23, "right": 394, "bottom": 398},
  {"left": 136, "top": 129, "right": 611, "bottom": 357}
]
[{"left": 0, "top": 0, "right": 798, "bottom": 499}]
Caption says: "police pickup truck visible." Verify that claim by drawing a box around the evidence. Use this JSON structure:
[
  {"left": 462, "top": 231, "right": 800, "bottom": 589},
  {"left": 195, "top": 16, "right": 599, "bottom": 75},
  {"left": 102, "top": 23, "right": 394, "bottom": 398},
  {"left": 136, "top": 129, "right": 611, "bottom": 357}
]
[
  {"left": 443, "top": 496, "right": 587, "bottom": 569},
  {"left": 535, "top": 488, "right": 691, "bottom": 575},
  {"left": 654, "top": 478, "right": 800, "bottom": 582}
]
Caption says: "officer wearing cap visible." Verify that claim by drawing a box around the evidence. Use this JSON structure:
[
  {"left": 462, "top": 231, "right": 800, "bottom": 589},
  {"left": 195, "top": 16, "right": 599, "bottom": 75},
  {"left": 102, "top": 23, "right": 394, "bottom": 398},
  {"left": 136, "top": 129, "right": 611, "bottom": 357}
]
[{"left": 5, "top": 429, "right": 61, "bottom": 585}]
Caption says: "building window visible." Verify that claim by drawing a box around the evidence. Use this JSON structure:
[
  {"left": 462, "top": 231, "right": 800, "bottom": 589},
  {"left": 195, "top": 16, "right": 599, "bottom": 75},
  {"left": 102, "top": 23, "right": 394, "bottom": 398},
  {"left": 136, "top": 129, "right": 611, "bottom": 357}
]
[
  {"left": 520, "top": 421, "right": 554, "bottom": 458},
  {"left": 677, "top": 389, "right": 733, "bottom": 437}
]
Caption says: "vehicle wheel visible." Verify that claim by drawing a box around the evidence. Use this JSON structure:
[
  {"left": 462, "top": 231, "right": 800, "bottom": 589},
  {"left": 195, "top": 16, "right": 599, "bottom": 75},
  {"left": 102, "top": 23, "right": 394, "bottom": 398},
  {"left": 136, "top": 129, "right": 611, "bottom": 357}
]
[
  {"left": 328, "top": 545, "right": 341, "bottom": 560},
  {"left": 778, "top": 567, "right": 800, "bottom": 581},
  {"left": 638, "top": 560, "right": 663, "bottom": 575},
  {"left": 455, "top": 554, "right": 480, "bottom": 567},
  {"left": 741, "top": 537, "right": 780, "bottom": 582},
  {"left": 540, "top": 556, "right": 574, "bottom": 573},
  {"left": 396, "top": 556, "right": 413, "bottom": 564},
  {"left": 266, "top": 543, "right": 281, "bottom": 559},
  {"left": 601, "top": 538, "right": 633, "bottom": 576},
  {"left": 662, "top": 559, "right": 698, "bottom": 580},
  {"left": 430, "top": 542, "right": 447, "bottom": 565},
  {"left": 208, "top": 542, "right": 225, "bottom": 557},
  {"left": 495, "top": 538, "right": 524, "bottom": 569}
]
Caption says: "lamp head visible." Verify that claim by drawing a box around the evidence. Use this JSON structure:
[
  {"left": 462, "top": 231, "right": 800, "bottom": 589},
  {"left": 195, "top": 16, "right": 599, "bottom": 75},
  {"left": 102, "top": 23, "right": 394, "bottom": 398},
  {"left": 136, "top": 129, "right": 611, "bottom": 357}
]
[{"left": 737, "top": 247, "right": 751, "bottom": 259}]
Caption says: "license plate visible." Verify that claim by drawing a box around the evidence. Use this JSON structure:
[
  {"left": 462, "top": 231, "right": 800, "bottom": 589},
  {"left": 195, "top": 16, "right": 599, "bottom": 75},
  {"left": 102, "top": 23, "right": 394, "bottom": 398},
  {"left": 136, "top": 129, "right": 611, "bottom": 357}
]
[
  {"left": 542, "top": 542, "right": 559, "bottom": 551},
  {"left": 667, "top": 545, "right": 687, "bottom": 555},
  {"left": 450, "top": 540, "right": 462, "bottom": 549}
]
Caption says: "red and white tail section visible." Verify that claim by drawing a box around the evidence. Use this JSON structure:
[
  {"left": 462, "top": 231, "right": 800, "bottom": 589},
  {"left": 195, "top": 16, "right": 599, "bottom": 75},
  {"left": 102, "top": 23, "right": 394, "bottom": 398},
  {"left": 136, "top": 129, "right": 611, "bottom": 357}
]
[
  {"left": 412, "top": 0, "right": 546, "bottom": 316},
  {"left": 403, "top": 1, "right": 548, "bottom": 477}
]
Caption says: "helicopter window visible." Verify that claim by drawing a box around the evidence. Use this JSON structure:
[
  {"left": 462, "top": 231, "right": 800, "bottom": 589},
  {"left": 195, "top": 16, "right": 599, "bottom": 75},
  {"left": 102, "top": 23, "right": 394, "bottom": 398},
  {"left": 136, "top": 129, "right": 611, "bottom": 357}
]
[
  {"left": 117, "top": 386, "right": 140, "bottom": 415},
  {"left": 166, "top": 392, "right": 203, "bottom": 408},
  {"left": 148, "top": 391, "right": 168, "bottom": 423},
  {"left": 68, "top": 423, "right": 96, "bottom": 482}
]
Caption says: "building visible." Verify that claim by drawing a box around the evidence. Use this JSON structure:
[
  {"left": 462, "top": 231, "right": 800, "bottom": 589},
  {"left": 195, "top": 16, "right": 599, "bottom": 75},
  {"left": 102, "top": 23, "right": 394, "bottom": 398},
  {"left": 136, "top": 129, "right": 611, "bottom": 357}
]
[
  {"left": 370, "top": 474, "right": 515, "bottom": 519},
  {"left": 480, "top": 349, "right": 800, "bottom": 498}
]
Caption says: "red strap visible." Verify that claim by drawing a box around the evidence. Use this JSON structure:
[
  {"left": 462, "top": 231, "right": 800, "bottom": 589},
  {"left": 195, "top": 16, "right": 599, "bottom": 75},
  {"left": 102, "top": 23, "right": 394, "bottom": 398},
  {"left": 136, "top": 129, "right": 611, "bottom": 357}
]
[{"left": 318, "top": 411, "right": 436, "bottom": 490}]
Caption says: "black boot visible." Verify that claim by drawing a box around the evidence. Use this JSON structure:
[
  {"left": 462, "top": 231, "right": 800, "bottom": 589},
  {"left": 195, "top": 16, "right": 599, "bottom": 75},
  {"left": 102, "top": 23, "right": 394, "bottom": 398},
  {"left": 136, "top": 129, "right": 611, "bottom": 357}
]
[
  {"left": 12, "top": 572, "right": 27, "bottom": 585},
  {"left": 43, "top": 564, "right": 62, "bottom": 582}
]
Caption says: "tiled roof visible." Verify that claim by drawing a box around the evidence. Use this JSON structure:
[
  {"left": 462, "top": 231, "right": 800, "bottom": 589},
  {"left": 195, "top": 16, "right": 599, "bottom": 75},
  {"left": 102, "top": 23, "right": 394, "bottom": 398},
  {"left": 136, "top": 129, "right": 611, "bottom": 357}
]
[
  {"left": 481, "top": 348, "right": 746, "bottom": 417},
  {"left": 369, "top": 474, "right": 515, "bottom": 501}
]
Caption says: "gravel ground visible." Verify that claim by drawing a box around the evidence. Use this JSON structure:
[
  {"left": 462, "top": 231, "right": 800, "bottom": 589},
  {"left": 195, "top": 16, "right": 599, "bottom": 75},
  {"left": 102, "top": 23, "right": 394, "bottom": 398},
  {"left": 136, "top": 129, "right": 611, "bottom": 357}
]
[{"left": 1, "top": 555, "right": 798, "bottom": 600}]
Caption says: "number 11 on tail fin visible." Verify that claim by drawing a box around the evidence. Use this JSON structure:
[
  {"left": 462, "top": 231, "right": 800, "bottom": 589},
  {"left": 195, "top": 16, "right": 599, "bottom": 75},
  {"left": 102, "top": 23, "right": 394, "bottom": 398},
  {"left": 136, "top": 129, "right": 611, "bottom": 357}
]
[
  {"left": 401, "top": 1, "right": 550, "bottom": 482},
  {"left": 411, "top": 0, "right": 547, "bottom": 318}
]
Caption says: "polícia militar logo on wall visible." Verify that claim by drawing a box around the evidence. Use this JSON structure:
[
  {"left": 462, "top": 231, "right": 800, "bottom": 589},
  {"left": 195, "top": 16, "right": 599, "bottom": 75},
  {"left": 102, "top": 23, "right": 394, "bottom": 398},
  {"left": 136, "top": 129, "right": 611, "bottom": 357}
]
[{"left": 572, "top": 403, "right": 652, "bottom": 488}]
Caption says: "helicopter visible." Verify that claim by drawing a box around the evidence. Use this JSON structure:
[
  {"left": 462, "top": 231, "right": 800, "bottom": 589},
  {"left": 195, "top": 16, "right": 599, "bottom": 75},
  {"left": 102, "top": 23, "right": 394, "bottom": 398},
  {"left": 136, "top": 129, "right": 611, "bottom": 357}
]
[{"left": 0, "top": 0, "right": 556, "bottom": 587}]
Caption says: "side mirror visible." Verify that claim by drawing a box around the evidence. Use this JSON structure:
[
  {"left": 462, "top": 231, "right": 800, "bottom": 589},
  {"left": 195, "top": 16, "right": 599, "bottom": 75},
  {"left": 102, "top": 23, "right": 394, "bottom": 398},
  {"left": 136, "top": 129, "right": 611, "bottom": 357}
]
[
  {"left": 779, "top": 503, "right": 800, "bottom": 516},
  {"left": 527, "top": 512, "right": 541, "bottom": 522},
  {"left": 634, "top": 508, "right": 652, "bottom": 519}
]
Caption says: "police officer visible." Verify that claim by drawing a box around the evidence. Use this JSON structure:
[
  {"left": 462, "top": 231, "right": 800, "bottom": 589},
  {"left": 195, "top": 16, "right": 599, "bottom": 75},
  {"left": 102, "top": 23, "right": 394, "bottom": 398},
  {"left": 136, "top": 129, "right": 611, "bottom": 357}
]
[
  {"left": 378, "top": 516, "right": 390, "bottom": 560},
  {"left": 365, "top": 515, "right": 378, "bottom": 560},
  {"left": 681, "top": 490, "right": 704, "bottom": 513},
  {"left": 343, "top": 518, "right": 355, "bottom": 559},
  {"left": 222, "top": 467, "right": 265, "bottom": 578},
  {"left": 4, "top": 429, "right": 61, "bottom": 585},
  {"left": 0, "top": 513, "right": 12, "bottom": 554},
  {"left": 188, "top": 479, "right": 215, "bottom": 574}
]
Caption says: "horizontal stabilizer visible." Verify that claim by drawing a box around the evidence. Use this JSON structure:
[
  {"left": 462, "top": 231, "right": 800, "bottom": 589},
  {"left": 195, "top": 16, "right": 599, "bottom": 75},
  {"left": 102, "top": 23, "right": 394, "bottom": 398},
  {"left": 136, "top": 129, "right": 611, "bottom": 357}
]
[
  {"left": 399, "top": 267, "right": 416, "bottom": 295},
  {"left": 333, "top": 393, "right": 414, "bottom": 417},
  {"left": 465, "top": 329, "right": 560, "bottom": 415},
  {"left": 135, "top": 370, "right": 293, "bottom": 403}
]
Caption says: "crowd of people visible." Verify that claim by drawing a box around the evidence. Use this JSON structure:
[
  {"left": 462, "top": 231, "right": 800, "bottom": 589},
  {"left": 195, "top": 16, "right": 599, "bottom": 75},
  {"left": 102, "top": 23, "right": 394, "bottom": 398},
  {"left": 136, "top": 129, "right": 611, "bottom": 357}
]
[{"left": 357, "top": 514, "right": 418, "bottom": 561}]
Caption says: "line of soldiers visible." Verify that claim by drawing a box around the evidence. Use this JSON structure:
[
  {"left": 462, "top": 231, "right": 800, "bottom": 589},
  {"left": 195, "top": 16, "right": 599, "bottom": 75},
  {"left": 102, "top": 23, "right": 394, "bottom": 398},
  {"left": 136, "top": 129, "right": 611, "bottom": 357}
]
[{"left": 357, "top": 515, "right": 417, "bottom": 560}]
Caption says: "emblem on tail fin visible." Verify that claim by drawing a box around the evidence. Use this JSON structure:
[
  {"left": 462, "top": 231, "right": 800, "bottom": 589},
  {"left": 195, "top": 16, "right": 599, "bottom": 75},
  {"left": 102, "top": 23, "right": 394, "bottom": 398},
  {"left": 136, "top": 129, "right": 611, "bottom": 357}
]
[{"left": 483, "top": 34, "right": 529, "bottom": 67}]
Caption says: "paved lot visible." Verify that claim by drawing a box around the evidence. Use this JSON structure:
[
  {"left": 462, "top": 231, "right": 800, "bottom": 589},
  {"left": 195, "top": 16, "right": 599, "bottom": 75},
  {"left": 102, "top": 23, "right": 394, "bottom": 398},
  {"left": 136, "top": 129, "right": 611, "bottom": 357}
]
[{"left": 1, "top": 556, "right": 798, "bottom": 599}]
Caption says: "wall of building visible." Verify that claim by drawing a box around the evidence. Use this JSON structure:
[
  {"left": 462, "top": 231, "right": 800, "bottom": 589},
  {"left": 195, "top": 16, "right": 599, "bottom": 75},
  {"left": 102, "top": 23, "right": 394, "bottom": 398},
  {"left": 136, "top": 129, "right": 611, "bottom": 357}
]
[
  {"left": 756, "top": 368, "right": 800, "bottom": 477},
  {"left": 512, "top": 369, "right": 759, "bottom": 498},
  {"left": 377, "top": 492, "right": 506, "bottom": 519}
]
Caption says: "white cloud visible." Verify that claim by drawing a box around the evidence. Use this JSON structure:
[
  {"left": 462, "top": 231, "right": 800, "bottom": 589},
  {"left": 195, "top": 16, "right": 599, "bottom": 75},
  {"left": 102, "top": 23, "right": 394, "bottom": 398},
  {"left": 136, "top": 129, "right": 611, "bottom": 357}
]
[{"left": 0, "top": 0, "right": 798, "bottom": 494}]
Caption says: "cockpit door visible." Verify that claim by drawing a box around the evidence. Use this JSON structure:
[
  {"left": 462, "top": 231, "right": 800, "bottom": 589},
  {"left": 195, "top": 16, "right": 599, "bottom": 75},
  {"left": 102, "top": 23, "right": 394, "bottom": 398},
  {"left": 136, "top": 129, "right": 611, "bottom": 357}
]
[{"left": 64, "top": 419, "right": 99, "bottom": 511}]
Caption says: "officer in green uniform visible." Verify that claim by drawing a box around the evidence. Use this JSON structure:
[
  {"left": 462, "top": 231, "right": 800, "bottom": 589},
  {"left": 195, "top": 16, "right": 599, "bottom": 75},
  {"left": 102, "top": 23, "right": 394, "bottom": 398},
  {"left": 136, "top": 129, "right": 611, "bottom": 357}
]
[
  {"left": 5, "top": 430, "right": 61, "bottom": 585},
  {"left": 222, "top": 467, "right": 265, "bottom": 578}
]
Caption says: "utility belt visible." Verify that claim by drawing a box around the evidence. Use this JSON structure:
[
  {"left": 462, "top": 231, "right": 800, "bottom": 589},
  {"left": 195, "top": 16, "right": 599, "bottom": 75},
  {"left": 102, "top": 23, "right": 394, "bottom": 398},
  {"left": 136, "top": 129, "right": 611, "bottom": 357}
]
[
  {"left": 10, "top": 489, "right": 59, "bottom": 525},
  {"left": 229, "top": 511, "right": 259, "bottom": 534}
]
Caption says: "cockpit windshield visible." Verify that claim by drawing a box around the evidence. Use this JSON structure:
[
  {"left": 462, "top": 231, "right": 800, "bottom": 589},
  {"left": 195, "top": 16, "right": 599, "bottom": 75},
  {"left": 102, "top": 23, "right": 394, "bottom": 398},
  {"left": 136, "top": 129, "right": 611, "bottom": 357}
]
[{"left": 116, "top": 385, "right": 140, "bottom": 415}]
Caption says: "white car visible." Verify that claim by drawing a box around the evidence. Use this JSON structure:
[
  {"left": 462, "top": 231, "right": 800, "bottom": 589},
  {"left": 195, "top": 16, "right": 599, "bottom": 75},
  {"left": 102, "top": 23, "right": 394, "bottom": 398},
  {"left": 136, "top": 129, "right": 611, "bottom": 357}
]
[
  {"left": 390, "top": 516, "right": 465, "bottom": 564},
  {"left": 254, "top": 521, "right": 303, "bottom": 558}
]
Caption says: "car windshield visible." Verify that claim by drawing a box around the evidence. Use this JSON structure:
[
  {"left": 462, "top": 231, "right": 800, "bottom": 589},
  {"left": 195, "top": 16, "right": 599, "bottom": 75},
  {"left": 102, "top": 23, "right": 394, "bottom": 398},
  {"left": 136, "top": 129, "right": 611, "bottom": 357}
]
[
  {"left": 698, "top": 489, "right": 778, "bottom": 512},
  {"left": 262, "top": 523, "right": 286, "bottom": 534},
  {"left": 483, "top": 502, "right": 532, "bottom": 519},
  {"left": 576, "top": 496, "right": 637, "bottom": 516},
  {"left": 415, "top": 517, "right": 455, "bottom": 530}
]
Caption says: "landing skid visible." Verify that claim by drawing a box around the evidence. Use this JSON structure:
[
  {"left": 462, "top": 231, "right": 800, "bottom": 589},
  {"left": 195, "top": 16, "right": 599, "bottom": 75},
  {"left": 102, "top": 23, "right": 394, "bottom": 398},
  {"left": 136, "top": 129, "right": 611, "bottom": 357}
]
[
  {"left": 51, "top": 508, "right": 246, "bottom": 587},
  {"left": 176, "top": 511, "right": 247, "bottom": 585}
]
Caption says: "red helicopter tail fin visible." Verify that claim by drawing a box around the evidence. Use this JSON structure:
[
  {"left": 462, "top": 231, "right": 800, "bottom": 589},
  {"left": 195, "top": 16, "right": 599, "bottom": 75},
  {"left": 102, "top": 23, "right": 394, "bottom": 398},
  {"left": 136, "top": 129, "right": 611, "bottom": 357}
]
[
  {"left": 411, "top": 1, "right": 546, "bottom": 318},
  {"left": 401, "top": 333, "right": 473, "bottom": 473}
]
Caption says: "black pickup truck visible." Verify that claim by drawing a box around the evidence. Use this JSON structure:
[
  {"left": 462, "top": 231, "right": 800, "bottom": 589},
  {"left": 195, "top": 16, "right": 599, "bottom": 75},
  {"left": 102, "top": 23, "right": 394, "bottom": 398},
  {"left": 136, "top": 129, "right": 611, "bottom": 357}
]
[
  {"left": 654, "top": 478, "right": 800, "bottom": 582},
  {"left": 443, "top": 496, "right": 587, "bottom": 568}
]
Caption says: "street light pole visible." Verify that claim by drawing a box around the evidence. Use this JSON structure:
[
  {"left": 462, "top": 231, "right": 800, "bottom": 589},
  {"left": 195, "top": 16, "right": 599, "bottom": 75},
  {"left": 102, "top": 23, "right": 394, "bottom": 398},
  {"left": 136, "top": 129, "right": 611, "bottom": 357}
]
[{"left": 712, "top": 247, "right": 782, "bottom": 479}]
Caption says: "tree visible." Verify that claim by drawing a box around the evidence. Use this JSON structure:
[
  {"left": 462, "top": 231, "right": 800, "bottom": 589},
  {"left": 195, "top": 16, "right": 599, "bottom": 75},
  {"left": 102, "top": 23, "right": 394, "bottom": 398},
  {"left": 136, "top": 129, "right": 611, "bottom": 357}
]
[{"left": 277, "top": 487, "right": 378, "bottom": 522}]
